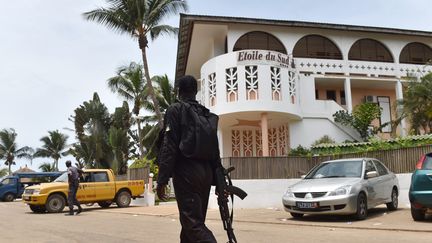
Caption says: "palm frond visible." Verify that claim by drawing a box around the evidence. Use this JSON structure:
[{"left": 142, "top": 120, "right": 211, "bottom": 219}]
[
  {"left": 149, "top": 25, "right": 178, "bottom": 40},
  {"left": 83, "top": 7, "right": 134, "bottom": 36}
]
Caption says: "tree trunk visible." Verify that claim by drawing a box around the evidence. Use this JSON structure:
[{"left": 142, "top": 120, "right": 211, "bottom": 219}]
[
  {"left": 140, "top": 46, "right": 164, "bottom": 129},
  {"left": 55, "top": 159, "right": 58, "bottom": 171},
  {"left": 8, "top": 162, "right": 11, "bottom": 175}
]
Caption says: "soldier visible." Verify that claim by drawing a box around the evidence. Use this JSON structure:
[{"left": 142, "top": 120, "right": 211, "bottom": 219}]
[{"left": 157, "top": 75, "right": 220, "bottom": 243}]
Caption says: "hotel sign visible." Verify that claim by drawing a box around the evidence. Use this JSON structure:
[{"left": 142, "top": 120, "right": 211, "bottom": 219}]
[{"left": 237, "top": 50, "right": 293, "bottom": 68}]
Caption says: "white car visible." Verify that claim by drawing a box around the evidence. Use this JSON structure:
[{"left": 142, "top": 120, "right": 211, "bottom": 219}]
[{"left": 282, "top": 158, "right": 399, "bottom": 220}]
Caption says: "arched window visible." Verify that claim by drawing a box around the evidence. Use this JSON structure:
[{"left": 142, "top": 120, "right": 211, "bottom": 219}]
[
  {"left": 233, "top": 31, "right": 287, "bottom": 54},
  {"left": 400, "top": 42, "right": 432, "bottom": 64},
  {"left": 293, "top": 35, "right": 342, "bottom": 59},
  {"left": 348, "top": 39, "right": 393, "bottom": 62}
]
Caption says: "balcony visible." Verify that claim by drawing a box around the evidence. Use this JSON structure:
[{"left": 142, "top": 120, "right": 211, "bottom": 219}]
[
  {"left": 295, "top": 57, "right": 432, "bottom": 78},
  {"left": 200, "top": 50, "right": 301, "bottom": 118}
]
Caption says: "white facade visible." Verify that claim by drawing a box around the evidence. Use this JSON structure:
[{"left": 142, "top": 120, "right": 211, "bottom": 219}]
[{"left": 175, "top": 14, "right": 432, "bottom": 158}]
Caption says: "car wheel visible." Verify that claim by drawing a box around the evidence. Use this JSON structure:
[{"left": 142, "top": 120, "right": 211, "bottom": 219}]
[
  {"left": 386, "top": 188, "right": 398, "bottom": 211},
  {"left": 46, "top": 194, "right": 66, "bottom": 213},
  {"left": 3, "top": 193, "right": 15, "bottom": 202},
  {"left": 98, "top": 201, "right": 112, "bottom": 208},
  {"left": 290, "top": 213, "right": 304, "bottom": 218},
  {"left": 411, "top": 206, "right": 426, "bottom": 221},
  {"left": 29, "top": 205, "right": 46, "bottom": 213},
  {"left": 116, "top": 191, "right": 131, "bottom": 208},
  {"left": 355, "top": 193, "right": 367, "bottom": 220}
]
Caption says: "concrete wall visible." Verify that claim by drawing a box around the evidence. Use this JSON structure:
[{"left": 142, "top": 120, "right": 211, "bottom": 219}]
[{"left": 208, "top": 173, "right": 412, "bottom": 210}]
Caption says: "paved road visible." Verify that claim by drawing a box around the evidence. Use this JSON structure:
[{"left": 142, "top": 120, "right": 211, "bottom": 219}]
[{"left": 1, "top": 201, "right": 431, "bottom": 243}]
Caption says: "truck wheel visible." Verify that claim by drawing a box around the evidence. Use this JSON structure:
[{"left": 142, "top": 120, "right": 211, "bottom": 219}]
[
  {"left": 3, "top": 193, "right": 15, "bottom": 202},
  {"left": 46, "top": 194, "right": 66, "bottom": 213},
  {"left": 116, "top": 191, "right": 131, "bottom": 208},
  {"left": 98, "top": 201, "right": 112, "bottom": 208},
  {"left": 30, "top": 205, "right": 46, "bottom": 213}
]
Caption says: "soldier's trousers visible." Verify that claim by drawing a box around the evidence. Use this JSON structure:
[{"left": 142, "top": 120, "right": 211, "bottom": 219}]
[{"left": 173, "top": 160, "right": 217, "bottom": 243}]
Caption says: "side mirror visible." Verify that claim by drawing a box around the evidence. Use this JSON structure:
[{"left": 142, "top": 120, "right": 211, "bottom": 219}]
[
  {"left": 366, "top": 171, "right": 379, "bottom": 179},
  {"left": 300, "top": 175, "right": 306, "bottom": 179}
]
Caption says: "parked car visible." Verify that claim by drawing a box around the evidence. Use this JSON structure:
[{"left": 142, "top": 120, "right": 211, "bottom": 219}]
[
  {"left": 282, "top": 158, "right": 399, "bottom": 220},
  {"left": 22, "top": 169, "right": 144, "bottom": 213},
  {"left": 0, "top": 172, "right": 62, "bottom": 202},
  {"left": 409, "top": 152, "right": 432, "bottom": 221}
]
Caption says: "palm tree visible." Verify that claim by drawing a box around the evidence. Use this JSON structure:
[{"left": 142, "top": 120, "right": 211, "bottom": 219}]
[
  {"left": 0, "top": 129, "right": 33, "bottom": 175},
  {"left": 33, "top": 130, "right": 69, "bottom": 171},
  {"left": 106, "top": 62, "right": 147, "bottom": 157},
  {"left": 83, "top": 0, "right": 188, "bottom": 129},
  {"left": 141, "top": 74, "right": 177, "bottom": 157},
  {"left": 402, "top": 73, "right": 432, "bottom": 134},
  {"left": 0, "top": 167, "right": 7, "bottom": 178},
  {"left": 39, "top": 162, "right": 56, "bottom": 172},
  {"left": 73, "top": 93, "right": 113, "bottom": 170}
]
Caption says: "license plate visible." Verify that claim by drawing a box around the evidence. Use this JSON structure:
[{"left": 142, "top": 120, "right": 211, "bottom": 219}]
[
  {"left": 23, "top": 196, "right": 30, "bottom": 200},
  {"left": 296, "top": 202, "right": 319, "bottom": 209}
]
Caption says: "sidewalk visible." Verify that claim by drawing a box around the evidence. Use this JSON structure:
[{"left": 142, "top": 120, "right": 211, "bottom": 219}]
[{"left": 97, "top": 203, "right": 432, "bottom": 233}]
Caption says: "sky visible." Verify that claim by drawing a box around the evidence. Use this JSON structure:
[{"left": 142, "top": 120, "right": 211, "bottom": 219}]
[{"left": 1, "top": 0, "right": 431, "bottom": 172}]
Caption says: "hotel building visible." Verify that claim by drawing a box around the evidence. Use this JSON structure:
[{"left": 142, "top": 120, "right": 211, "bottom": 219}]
[{"left": 175, "top": 14, "right": 432, "bottom": 158}]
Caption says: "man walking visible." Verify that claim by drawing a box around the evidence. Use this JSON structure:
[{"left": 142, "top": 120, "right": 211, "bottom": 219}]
[
  {"left": 65, "top": 160, "right": 83, "bottom": 216},
  {"left": 157, "top": 75, "right": 220, "bottom": 243}
]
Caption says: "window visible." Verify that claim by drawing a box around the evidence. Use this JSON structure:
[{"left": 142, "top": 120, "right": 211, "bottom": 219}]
[
  {"left": 293, "top": 35, "right": 342, "bottom": 59},
  {"left": 233, "top": 31, "right": 287, "bottom": 54},
  {"left": 373, "top": 160, "right": 389, "bottom": 176},
  {"left": 315, "top": 89, "right": 319, "bottom": 99},
  {"left": 93, "top": 172, "right": 108, "bottom": 182},
  {"left": 423, "top": 155, "right": 432, "bottom": 170},
  {"left": 1, "top": 178, "right": 15, "bottom": 185},
  {"left": 348, "top": 39, "right": 393, "bottom": 62},
  {"left": 377, "top": 96, "right": 391, "bottom": 133},
  {"left": 365, "top": 161, "right": 377, "bottom": 176},
  {"left": 400, "top": 42, "right": 432, "bottom": 64},
  {"left": 80, "top": 173, "right": 92, "bottom": 183},
  {"left": 326, "top": 90, "right": 336, "bottom": 101}
]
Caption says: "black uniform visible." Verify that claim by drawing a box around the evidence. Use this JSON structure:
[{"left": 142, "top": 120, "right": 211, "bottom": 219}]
[{"left": 157, "top": 100, "right": 219, "bottom": 243}]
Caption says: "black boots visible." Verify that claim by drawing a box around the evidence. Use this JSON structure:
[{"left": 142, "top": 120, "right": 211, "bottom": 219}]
[{"left": 76, "top": 206, "right": 83, "bottom": 215}]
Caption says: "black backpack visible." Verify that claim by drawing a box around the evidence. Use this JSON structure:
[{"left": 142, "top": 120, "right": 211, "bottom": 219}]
[
  {"left": 155, "top": 101, "right": 219, "bottom": 163},
  {"left": 179, "top": 101, "right": 219, "bottom": 161}
]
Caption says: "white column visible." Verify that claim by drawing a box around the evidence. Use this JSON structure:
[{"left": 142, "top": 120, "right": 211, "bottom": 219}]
[
  {"left": 261, "top": 113, "right": 269, "bottom": 157},
  {"left": 396, "top": 80, "right": 407, "bottom": 137},
  {"left": 344, "top": 77, "right": 353, "bottom": 113},
  {"left": 217, "top": 129, "right": 224, "bottom": 158}
]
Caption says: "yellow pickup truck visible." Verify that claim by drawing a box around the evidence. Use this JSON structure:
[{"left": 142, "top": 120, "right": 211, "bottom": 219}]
[{"left": 22, "top": 169, "right": 144, "bottom": 213}]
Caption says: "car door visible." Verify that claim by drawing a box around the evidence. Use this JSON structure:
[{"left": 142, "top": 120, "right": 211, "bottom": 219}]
[
  {"left": 92, "top": 171, "right": 115, "bottom": 201},
  {"left": 373, "top": 159, "right": 393, "bottom": 203},
  {"left": 364, "top": 160, "right": 380, "bottom": 207},
  {"left": 76, "top": 172, "right": 95, "bottom": 202}
]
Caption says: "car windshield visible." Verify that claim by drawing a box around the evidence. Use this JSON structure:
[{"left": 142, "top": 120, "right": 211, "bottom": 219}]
[
  {"left": 305, "top": 160, "right": 363, "bottom": 179},
  {"left": 53, "top": 172, "right": 68, "bottom": 182},
  {"left": 0, "top": 178, "right": 14, "bottom": 185}
]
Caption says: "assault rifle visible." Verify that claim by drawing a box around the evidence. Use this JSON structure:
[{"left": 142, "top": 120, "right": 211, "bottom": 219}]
[{"left": 215, "top": 166, "right": 247, "bottom": 243}]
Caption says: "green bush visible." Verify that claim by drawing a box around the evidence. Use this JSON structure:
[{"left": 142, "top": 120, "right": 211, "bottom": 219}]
[
  {"left": 130, "top": 157, "right": 159, "bottom": 180},
  {"left": 311, "top": 134, "right": 432, "bottom": 155}
]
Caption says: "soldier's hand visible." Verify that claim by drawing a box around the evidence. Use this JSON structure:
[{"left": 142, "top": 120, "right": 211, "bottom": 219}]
[{"left": 156, "top": 184, "right": 168, "bottom": 201}]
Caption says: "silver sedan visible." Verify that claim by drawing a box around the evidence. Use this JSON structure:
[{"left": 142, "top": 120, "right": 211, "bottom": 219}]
[{"left": 282, "top": 158, "right": 399, "bottom": 220}]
